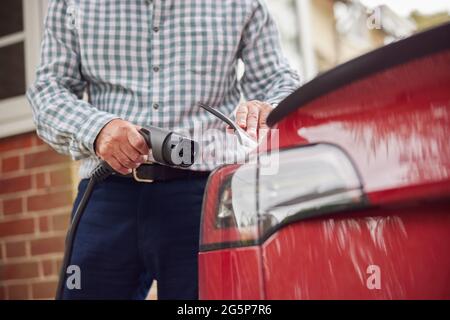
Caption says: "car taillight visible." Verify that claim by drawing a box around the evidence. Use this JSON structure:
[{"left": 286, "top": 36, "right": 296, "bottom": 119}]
[{"left": 200, "top": 144, "right": 367, "bottom": 252}]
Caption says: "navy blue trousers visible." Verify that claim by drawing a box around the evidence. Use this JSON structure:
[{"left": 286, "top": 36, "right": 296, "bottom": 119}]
[{"left": 62, "top": 175, "right": 208, "bottom": 300}]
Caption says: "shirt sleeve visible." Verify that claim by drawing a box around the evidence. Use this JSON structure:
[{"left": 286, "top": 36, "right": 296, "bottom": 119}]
[
  {"left": 26, "top": 0, "right": 118, "bottom": 160},
  {"left": 239, "top": 0, "right": 301, "bottom": 105}
]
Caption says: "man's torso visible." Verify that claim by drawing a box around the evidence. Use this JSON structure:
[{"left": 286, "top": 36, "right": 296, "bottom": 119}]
[{"left": 70, "top": 0, "right": 256, "bottom": 129}]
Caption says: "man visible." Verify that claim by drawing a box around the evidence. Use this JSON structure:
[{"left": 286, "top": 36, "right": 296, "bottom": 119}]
[{"left": 27, "top": 0, "right": 300, "bottom": 299}]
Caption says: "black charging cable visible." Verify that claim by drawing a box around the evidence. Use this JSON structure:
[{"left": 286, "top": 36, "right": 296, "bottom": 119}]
[
  {"left": 55, "top": 161, "right": 114, "bottom": 300},
  {"left": 54, "top": 109, "right": 228, "bottom": 299},
  {"left": 54, "top": 125, "right": 198, "bottom": 299}
]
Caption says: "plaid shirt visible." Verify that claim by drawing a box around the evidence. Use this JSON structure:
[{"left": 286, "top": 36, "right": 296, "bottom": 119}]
[{"left": 27, "top": 0, "right": 300, "bottom": 178}]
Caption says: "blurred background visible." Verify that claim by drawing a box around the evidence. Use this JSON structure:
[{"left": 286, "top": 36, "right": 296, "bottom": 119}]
[
  {"left": 0, "top": 0, "right": 449, "bottom": 300},
  {"left": 267, "top": 0, "right": 450, "bottom": 79}
]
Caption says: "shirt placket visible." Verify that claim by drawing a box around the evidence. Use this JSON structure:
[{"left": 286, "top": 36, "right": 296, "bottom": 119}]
[{"left": 150, "top": 0, "right": 162, "bottom": 125}]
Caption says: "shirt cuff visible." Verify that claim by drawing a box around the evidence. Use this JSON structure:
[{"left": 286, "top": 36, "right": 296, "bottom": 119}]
[
  {"left": 266, "top": 91, "right": 295, "bottom": 107},
  {"left": 76, "top": 110, "right": 120, "bottom": 156}
]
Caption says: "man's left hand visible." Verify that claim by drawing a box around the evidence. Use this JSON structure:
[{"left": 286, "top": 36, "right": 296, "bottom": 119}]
[{"left": 235, "top": 101, "right": 274, "bottom": 139}]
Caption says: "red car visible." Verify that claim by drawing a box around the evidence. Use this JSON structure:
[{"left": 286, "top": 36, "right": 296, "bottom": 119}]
[{"left": 199, "top": 23, "right": 450, "bottom": 300}]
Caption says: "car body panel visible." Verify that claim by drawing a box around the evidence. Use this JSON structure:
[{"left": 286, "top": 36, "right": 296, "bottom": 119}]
[
  {"left": 199, "top": 24, "right": 450, "bottom": 300},
  {"left": 274, "top": 50, "right": 450, "bottom": 202},
  {"left": 199, "top": 247, "right": 264, "bottom": 300},
  {"left": 262, "top": 201, "right": 450, "bottom": 300}
]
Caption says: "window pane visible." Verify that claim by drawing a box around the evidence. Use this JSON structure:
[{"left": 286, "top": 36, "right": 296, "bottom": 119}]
[
  {"left": 0, "top": 42, "right": 25, "bottom": 100},
  {"left": 0, "top": 0, "right": 24, "bottom": 38}
]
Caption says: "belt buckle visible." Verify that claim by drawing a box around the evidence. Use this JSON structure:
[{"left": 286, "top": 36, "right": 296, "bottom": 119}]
[{"left": 132, "top": 161, "right": 154, "bottom": 183}]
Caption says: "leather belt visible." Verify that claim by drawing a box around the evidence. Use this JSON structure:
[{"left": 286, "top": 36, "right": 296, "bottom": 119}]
[{"left": 123, "top": 163, "right": 210, "bottom": 183}]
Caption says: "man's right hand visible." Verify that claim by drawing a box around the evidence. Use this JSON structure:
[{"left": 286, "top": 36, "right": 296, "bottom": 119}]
[{"left": 95, "top": 119, "right": 149, "bottom": 175}]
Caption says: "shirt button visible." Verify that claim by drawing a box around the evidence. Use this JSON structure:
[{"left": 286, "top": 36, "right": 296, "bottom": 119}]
[
  {"left": 153, "top": 103, "right": 159, "bottom": 110},
  {"left": 153, "top": 26, "right": 159, "bottom": 33},
  {"left": 153, "top": 66, "right": 160, "bottom": 72}
]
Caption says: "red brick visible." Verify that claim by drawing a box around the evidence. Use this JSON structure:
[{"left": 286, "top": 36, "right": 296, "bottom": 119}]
[
  {"left": 0, "top": 175, "right": 32, "bottom": 195},
  {"left": 50, "top": 169, "right": 72, "bottom": 187},
  {"left": 24, "top": 150, "right": 68, "bottom": 169},
  {"left": 0, "top": 218, "right": 34, "bottom": 237},
  {"left": 32, "top": 136, "right": 46, "bottom": 147},
  {"left": 3, "top": 198, "right": 23, "bottom": 215},
  {"left": 7, "top": 284, "right": 30, "bottom": 300},
  {"left": 38, "top": 216, "right": 49, "bottom": 233},
  {"left": 0, "top": 134, "right": 33, "bottom": 153},
  {"left": 0, "top": 285, "right": 5, "bottom": 300},
  {"left": 35, "top": 172, "right": 48, "bottom": 189},
  {"left": 2, "top": 155, "right": 21, "bottom": 173},
  {"left": 30, "top": 236, "right": 65, "bottom": 256},
  {"left": 32, "top": 281, "right": 57, "bottom": 300},
  {"left": 5, "top": 241, "right": 27, "bottom": 258},
  {"left": 55, "top": 258, "right": 62, "bottom": 272},
  {"left": 0, "top": 261, "right": 39, "bottom": 280},
  {"left": 52, "top": 213, "right": 70, "bottom": 231},
  {"left": 41, "top": 259, "right": 55, "bottom": 276},
  {"left": 27, "top": 191, "right": 73, "bottom": 212}
]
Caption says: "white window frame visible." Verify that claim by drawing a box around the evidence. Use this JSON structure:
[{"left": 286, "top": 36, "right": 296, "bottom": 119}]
[
  {"left": 295, "top": 0, "right": 317, "bottom": 81},
  {"left": 0, "top": 0, "right": 48, "bottom": 139}
]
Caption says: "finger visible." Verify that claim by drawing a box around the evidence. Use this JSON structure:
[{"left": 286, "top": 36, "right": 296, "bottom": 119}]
[
  {"left": 114, "top": 148, "right": 139, "bottom": 170},
  {"left": 258, "top": 104, "right": 272, "bottom": 130},
  {"left": 246, "top": 103, "right": 260, "bottom": 139},
  {"left": 226, "top": 127, "right": 235, "bottom": 136},
  {"left": 128, "top": 127, "right": 149, "bottom": 155},
  {"left": 120, "top": 143, "right": 146, "bottom": 165},
  {"left": 107, "top": 156, "right": 131, "bottom": 175},
  {"left": 236, "top": 104, "right": 249, "bottom": 129}
]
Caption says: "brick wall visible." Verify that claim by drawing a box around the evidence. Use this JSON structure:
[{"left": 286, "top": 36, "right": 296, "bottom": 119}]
[
  {"left": 0, "top": 132, "right": 75, "bottom": 300},
  {"left": 0, "top": 132, "right": 158, "bottom": 300}
]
